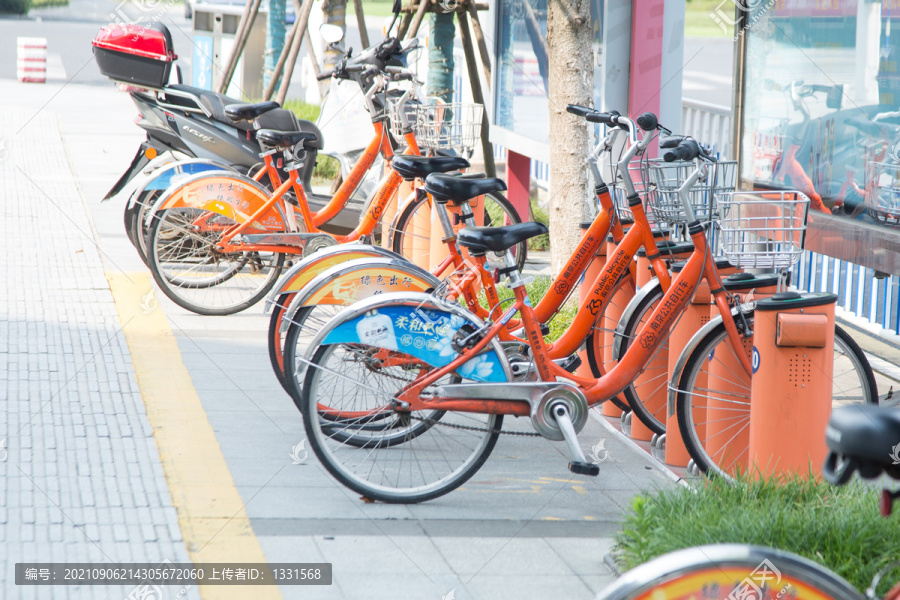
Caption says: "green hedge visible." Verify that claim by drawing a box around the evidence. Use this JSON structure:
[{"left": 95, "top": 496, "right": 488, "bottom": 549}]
[
  {"left": 0, "top": 0, "right": 29, "bottom": 14},
  {"left": 614, "top": 473, "right": 900, "bottom": 595}
]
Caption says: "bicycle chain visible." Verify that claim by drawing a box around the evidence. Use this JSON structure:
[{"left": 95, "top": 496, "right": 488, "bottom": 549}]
[{"left": 407, "top": 413, "right": 542, "bottom": 437}]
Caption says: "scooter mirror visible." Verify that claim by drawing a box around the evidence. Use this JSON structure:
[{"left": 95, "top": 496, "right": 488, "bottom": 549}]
[
  {"left": 320, "top": 23, "right": 345, "bottom": 45},
  {"left": 392, "top": 0, "right": 401, "bottom": 14}
]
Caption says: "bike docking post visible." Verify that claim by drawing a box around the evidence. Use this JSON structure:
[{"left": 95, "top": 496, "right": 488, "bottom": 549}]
[
  {"left": 749, "top": 291, "right": 838, "bottom": 479},
  {"left": 630, "top": 239, "right": 694, "bottom": 442},
  {"left": 664, "top": 258, "right": 740, "bottom": 467},
  {"left": 576, "top": 222, "right": 608, "bottom": 379},
  {"left": 602, "top": 232, "right": 635, "bottom": 418},
  {"left": 704, "top": 273, "right": 781, "bottom": 475}
]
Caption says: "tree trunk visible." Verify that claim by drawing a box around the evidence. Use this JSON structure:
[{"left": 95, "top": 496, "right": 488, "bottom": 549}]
[
  {"left": 546, "top": 0, "right": 592, "bottom": 276},
  {"left": 322, "top": 0, "right": 347, "bottom": 71},
  {"left": 428, "top": 12, "right": 455, "bottom": 103},
  {"left": 264, "top": 0, "right": 286, "bottom": 91}
]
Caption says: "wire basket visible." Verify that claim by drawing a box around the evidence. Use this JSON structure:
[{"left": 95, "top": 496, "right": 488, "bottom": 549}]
[
  {"left": 403, "top": 101, "right": 484, "bottom": 153},
  {"left": 716, "top": 191, "right": 809, "bottom": 269},
  {"left": 387, "top": 93, "right": 420, "bottom": 140},
  {"left": 865, "top": 161, "right": 900, "bottom": 227},
  {"left": 648, "top": 160, "right": 737, "bottom": 224},
  {"left": 609, "top": 158, "right": 662, "bottom": 225}
]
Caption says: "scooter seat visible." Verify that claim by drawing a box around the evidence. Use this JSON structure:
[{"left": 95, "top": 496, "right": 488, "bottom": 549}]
[
  {"left": 457, "top": 222, "right": 548, "bottom": 255},
  {"left": 424, "top": 173, "right": 507, "bottom": 205},
  {"left": 225, "top": 101, "right": 281, "bottom": 122},
  {"left": 166, "top": 84, "right": 305, "bottom": 139},
  {"left": 391, "top": 155, "right": 470, "bottom": 181},
  {"left": 257, "top": 129, "right": 321, "bottom": 151}
]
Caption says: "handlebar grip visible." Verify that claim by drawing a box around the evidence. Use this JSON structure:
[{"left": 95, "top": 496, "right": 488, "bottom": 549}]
[
  {"left": 585, "top": 112, "right": 614, "bottom": 125},
  {"left": 659, "top": 135, "right": 688, "bottom": 149},
  {"left": 636, "top": 112, "right": 658, "bottom": 131},
  {"left": 316, "top": 69, "right": 335, "bottom": 81},
  {"left": 663, "top": 139, "right": 701, "bottom": 162},
  {"left": 566, "top": 104, "right": 594, "bottom": 117}
]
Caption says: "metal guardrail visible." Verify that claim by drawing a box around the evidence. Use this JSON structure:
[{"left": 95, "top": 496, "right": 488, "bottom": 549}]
[{"left": 681, "top": 98, "right": 732, "bottom": 159}]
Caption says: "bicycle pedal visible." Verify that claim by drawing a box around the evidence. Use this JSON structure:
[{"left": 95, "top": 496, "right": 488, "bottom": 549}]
[
  {"left": 556, "top": 353, "right": 582, "bottom": 373},
  {"left": 569, "top": 461, "right": 600, "bottom": 476}
]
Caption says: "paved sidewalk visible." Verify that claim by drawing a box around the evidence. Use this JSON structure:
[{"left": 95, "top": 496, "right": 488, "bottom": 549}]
[
  {"left": 0, "top": 77, "right": 682, "bottom": 600},
  {"left": 0, "top": 109, "right": 198, "bottom": 599}
]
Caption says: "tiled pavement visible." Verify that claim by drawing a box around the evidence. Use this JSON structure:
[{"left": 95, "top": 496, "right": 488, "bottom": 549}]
[{"left": 0, "top": 110, "right": 199, "bottom": 599}]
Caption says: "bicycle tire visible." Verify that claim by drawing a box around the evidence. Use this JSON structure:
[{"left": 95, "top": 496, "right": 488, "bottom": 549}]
[
  {"left": 147, "top": 207, "right": 285, "bottom": 315},
  {"left": 301, "top": 341, "right": 503, "bottom": 503},
  {"left": 676, "top": 313, "right": 878, "bottom": 479},
  {"left": 391, "top": 191, "right": 528, "bottom": 272},
  {"left": 596, "top": 544, "right": 865, "bottom": 600},
  {"left": 267, "top": 292, "right": 297, "bottom": 395},
  {"left": 583, "top": 272, "right": 637, "bottom": 413}
]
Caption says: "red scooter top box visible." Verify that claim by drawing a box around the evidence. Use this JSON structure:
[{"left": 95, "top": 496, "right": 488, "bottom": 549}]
[{"left": 92, "top": 23, "right": 177, "bottom": 89}]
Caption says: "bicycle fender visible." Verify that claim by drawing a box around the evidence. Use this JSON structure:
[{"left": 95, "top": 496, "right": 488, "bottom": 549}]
[
  {"left": 280, "top": 258, "right": 440, "bottom": 331},
  {"left": 265, "top": 244, "right": 408, "bottom": 311},
  {"left": 124, "top": 159, "right": 237, "bottom": 229},
  {"left": 149, "top": 171, "right": 285, "bottom": 231},
  {"left": 612, "top": 278, "right": 663, "bottom": 359},
  {"left": 140, "top": 159, "right": 236, "bottom": 192},
  {"left": 308, "top": 292, "right": 511, "bottom": 383}
]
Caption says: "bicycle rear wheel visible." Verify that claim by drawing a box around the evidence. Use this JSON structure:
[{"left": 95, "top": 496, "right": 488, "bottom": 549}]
[
  {"left": 596, "top": 544, "right": 865, "bottom": 600},
  {"left": 301, "top": 341, "right": 502, "bottom": 503},
  {"left": 147, "top": 207, "right": 285, "bottom": 315},
  {"left": 391, "top": 191, "right": 527, "bottom": 272},
  {"left": 676, "top": 313, "right": 878, "bottom": 479}
]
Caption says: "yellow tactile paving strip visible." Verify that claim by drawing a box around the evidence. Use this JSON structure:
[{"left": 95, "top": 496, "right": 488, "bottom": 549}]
[{"left": 107, "top": 272, "right": 282, "bottom": 600}]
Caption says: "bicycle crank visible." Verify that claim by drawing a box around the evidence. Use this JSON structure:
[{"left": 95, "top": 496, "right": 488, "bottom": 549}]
[{"left": 429, "top": 381, "right": 597, "bottom": 475}]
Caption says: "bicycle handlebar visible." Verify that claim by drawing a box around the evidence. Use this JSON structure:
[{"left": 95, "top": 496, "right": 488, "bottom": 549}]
[
  {"left": 316, "top": 69, "right": 335, "bottom": 81},
  {"left": 664, "top": 139, "right": 702, "bottom": 162},
  {"left": 636, "top": 112, "right": 658, "bottom": 131},
  {"left": 659, "top": 135, "right": 688, "bottom": 149}
]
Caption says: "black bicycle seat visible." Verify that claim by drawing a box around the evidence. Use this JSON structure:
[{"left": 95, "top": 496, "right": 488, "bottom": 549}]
[
  {"left": 457, "top": 222, "right": 548, "bottom": 255},
  {"left": 225, "top": 101, "right": 281, "bottom": 122},
  {"left": 823, "top": 404, "right": 900, "bottom": 484},
  {"left": 256, "top": 129, "right": 320, "bottom": 151},
  {"left": 391, "top": 156, "right": 470, "bottom": 181},
  {"left": 424, "top": 173, "right": 507, "bottom": 205}
]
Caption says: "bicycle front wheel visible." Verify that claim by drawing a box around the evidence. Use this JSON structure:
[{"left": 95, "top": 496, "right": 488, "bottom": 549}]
[
  {"left": 147, "top": 207, "right": 285, "bottom": 315},
  {"left": 676, "top": 313, "right": 878, "bottom": 479},
  {"left": 391, "top": 191, "right": 527, "bottom": 272},
  {"left": 301, "top": 341, "right": 503, "bottom": 503}
]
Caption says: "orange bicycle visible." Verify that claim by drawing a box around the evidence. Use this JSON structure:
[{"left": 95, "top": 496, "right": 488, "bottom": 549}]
[
  {"left": 290, "top": 132, "right": 785, "bottom": 502},
  {"left": 144, "top": 61, "right": 434, "bottom": 315}
]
